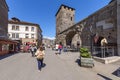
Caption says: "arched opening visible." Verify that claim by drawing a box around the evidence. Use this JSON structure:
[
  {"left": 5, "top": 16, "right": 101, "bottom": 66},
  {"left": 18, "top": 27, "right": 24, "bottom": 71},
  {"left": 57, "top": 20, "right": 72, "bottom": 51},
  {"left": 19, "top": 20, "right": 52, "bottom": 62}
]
[
  {"left": 66, "top": 31, "right": 81, "bottom": 48},
  {"left": 66, "top": 31, "right": 76, "bottom": 46}
]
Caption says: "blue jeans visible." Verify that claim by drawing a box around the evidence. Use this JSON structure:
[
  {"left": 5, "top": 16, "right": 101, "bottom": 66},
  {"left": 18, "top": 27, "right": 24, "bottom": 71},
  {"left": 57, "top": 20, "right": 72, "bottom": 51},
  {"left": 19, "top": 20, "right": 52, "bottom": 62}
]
[
  {"left": 37, "top": 59, "right": 43, "bottom": 70},
  {"left": 58, "top": 49, "right": 62, "bottom": 54}
]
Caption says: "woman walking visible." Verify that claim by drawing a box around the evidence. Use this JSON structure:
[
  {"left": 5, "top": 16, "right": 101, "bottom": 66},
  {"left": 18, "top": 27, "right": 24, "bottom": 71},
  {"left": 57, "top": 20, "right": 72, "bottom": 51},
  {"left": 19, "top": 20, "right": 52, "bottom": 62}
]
[{"left": 35, "top": 46, "right": 45, "bottom": 71}]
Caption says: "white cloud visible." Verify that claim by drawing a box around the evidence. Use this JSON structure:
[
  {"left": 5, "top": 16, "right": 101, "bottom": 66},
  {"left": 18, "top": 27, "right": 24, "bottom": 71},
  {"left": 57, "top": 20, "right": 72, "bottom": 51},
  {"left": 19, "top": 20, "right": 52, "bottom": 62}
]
[{"left": 43, "top": 36, "right": 55, "bottom": 40}]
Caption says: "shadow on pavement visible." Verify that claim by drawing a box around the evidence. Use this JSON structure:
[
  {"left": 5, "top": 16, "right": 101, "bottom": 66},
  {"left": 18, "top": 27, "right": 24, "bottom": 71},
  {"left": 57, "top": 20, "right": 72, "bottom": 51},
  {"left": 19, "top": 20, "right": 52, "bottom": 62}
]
[
  {"left": 42, "top": 63, "right": 46, "bottom": 68},
  {"left": 75, "top": 59, "right": 81, "bottom": 66},
  {"left": 97, "top": 73, "right": 112, "bottom": 80},
  {"left": 0, "top": 53, "right": 18, "bottom": 60},
  {"left": 112, "top": 67, "right": 120, "bottom": 77}
]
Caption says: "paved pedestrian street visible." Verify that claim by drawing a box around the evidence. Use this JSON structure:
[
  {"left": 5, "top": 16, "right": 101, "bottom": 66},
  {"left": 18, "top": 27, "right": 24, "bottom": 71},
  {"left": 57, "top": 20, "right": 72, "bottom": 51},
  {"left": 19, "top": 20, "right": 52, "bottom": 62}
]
[{"left": 0, "top": 48, "right": 120, "bottom": 80}]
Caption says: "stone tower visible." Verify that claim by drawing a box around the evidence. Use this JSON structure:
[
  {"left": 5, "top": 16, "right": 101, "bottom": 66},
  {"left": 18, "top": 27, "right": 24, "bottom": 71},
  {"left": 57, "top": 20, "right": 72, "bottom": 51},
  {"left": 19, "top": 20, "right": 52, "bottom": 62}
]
[{"left": 55, "top": 4, "right": 75, "bottom": 38}]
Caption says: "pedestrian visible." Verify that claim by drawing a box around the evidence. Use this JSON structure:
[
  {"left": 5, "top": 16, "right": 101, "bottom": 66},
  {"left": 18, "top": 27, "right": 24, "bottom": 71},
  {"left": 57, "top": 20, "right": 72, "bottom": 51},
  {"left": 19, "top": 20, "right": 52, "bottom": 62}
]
[
  {"left": 30, "top": 44, "right": 37, "bottom": 57},
  {"left": 58, "top": 43, "right": 62, "bottom": 54},
  {"left": 35, "top": 46, "right": 45, "bottom": 71}
]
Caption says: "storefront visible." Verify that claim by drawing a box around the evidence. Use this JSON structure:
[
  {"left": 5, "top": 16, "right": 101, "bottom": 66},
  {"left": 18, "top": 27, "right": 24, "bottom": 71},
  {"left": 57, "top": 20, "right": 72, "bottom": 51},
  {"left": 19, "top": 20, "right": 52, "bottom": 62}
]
[{"left": 0, "top": 39, "right": 18, "bottom": 55}]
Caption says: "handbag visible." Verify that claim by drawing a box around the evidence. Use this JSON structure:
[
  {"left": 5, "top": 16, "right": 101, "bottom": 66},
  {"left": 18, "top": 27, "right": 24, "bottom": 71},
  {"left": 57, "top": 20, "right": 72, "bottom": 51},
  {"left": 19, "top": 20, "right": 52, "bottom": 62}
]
[{"left": 36, "top": 51, "right": 43, "bottom": 60}]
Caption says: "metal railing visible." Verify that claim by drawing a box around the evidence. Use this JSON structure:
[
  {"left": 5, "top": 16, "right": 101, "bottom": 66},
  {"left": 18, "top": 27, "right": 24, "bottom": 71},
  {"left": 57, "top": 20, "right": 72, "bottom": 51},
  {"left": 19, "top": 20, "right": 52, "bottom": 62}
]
[{"left": 92, "top": 46, "right": 116, "bottom": 58}]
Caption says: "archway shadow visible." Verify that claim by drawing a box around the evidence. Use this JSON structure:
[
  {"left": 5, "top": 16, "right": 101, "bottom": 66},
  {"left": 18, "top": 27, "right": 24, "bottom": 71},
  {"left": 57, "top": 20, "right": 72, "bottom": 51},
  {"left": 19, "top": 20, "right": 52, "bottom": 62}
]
[{"left": 97, "top": 73, "right": 112, "bottom": 80}]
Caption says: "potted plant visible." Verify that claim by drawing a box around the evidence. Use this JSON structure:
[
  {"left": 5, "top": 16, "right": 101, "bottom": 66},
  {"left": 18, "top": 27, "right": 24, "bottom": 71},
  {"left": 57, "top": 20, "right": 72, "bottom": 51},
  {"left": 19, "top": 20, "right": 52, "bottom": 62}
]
[{"left": 80, "top": 47, "right": 94, "bottom": 68}]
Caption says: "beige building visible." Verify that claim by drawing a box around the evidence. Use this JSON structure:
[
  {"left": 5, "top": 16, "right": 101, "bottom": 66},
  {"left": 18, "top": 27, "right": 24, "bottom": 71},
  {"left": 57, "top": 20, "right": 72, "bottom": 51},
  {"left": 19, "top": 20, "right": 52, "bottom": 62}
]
[
  {"left": 8, "top": 17, "right": 42, "bottom": 47},
  {"left": 42, "top": 38, "right": 55, "bottom": 47},
  {"left": 56, "top": 0, "right": 120, "bottom": 56}
]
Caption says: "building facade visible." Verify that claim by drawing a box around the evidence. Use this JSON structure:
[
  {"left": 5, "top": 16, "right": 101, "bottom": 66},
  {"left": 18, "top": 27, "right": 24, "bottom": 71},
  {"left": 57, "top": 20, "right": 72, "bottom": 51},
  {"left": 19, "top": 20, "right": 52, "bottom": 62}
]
[
  {"left": 56, "top": 0, "right": 120, "bottom": 56},
  {"left": 8, "top": 18, "right": 42, "bottom": 47},
  {"left": 0, "top": 0, "right": 9, "bottom": 39},
  {"left": 42, "top": 38, "right": 55, "bottom": 47}
]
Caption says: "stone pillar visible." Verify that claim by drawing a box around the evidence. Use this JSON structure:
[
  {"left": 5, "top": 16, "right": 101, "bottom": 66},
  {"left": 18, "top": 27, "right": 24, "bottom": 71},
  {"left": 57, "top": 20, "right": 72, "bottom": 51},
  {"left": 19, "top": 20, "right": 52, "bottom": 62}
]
[
  {"left": 62, "top": 35, "right": 66, "bottom": 46},
  {"left": 117, "top": 0, "right": 120, "bottom": 56}
]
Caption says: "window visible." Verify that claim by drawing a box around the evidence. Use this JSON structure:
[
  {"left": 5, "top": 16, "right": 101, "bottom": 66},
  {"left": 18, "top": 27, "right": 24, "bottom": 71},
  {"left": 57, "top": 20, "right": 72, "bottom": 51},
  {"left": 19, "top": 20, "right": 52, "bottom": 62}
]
[
  {"left": 31, "top": 34, "right": 34, "bottom": 38},
  {"left": 12, "top": 25, "right": 15, "bottom": 30},
  {"left": 16, "top": 33, "right": 19, "bottom": 38},
  {"left": 31, "top": 27, "right": 34, "bottom": 31},
  {"left": 12, "top": 25, "right": 19, "bottom": 31},
  {"left": 12, "top": 33, "right": 15, "bottom": 38},
  {"left": 25, "top": 34, "right": 29, "bottom": 38},
  {"left": 25, "top": 27, "right": 29, "bottom": 31},
  {"left": 16, "top": 26, "right": 19, "bottom": 30}
]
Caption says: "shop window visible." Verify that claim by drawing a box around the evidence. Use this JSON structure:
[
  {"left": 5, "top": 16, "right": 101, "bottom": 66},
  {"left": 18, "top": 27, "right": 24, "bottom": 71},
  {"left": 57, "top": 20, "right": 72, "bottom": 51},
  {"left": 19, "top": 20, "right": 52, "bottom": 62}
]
[{"left": 2, "top": 44, "right": 9, "bottom": 51}]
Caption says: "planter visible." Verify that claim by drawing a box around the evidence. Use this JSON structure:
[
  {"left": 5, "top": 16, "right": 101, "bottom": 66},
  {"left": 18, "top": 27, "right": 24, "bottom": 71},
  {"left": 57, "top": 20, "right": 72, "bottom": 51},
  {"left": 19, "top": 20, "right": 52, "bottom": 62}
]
[
  {"left": 79, "top": 47, "right": 94, "bottom": 68},
  {"left": 80, "top": 57, "right": 94, "bottom": 68}
]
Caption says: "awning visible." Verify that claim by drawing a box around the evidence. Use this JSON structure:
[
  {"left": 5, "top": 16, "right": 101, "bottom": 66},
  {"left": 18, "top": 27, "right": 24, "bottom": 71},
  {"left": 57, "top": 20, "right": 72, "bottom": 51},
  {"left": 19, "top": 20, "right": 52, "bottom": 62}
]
[
  {"left": 26, "top": 42, "right": 36, "bottom": 45},
  {"left": 0, "top": 39, "right": 19, "bottom": 44}
]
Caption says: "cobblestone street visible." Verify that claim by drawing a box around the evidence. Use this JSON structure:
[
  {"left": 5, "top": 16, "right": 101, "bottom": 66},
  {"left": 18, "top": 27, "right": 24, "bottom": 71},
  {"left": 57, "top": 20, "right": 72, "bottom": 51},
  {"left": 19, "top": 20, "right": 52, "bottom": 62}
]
[{"left": 0, "top": 48, "right": 120, "bottom": 80}]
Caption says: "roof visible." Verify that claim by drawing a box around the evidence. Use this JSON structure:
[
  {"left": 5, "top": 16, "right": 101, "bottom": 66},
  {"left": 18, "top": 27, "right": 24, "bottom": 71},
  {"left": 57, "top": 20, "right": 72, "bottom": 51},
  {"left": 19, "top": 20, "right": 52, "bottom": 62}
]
[
  {"left": 55, "top": 4, "right": 75, "bottom": 16},
  {"left": 8, "top": 18, "right": 42, "bottom": 32},
  {"left": 8, "top": 20, "right": 39, "bottom": 27},
  {"left": 109, "top": 0, "right": 116, "bottom": 4}
]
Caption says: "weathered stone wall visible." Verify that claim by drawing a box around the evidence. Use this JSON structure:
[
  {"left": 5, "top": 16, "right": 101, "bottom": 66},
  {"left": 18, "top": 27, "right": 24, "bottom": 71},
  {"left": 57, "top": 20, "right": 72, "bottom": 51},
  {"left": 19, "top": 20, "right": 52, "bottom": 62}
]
[
  {"left": 56, "top": 5, "right": 75, "bottom": 36},
  {"left": 0, "top": 0, "right": 9, "bottom": 39},
  {"left": 56, "top": 34, "right": 66, "bottom": 46},
  {"left": 117, "top": 0, "right": 120, "bottom": 56},
  {"left": 80, "top": 1, "right": 117, "bottom": 47}
]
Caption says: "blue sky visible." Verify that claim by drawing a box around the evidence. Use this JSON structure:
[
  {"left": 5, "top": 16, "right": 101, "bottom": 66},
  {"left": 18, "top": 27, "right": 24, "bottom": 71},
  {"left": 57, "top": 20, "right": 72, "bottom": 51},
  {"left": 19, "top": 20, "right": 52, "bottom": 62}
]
[{"left": 6, "top": 0, "right": 111, "bottom": 39}]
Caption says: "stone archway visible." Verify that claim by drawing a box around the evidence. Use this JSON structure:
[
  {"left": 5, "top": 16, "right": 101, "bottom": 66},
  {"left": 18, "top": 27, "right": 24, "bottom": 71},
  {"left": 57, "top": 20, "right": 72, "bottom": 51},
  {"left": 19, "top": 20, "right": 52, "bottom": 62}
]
[
  {"left": 66, "top": 31, "right": 76, "bottom": 46},
  {"left": 65, "top": 31, "right": 82, "bottom": 48},
  {"left": 71, "top": 34, "right": 82, "bottom": 48}
]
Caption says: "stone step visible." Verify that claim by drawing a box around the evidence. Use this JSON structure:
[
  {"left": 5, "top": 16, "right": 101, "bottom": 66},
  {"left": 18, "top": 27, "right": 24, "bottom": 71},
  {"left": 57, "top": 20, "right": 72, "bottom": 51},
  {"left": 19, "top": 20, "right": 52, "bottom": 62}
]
[{"left": 93, "top": 56, "right": 120, "bottom": 64}]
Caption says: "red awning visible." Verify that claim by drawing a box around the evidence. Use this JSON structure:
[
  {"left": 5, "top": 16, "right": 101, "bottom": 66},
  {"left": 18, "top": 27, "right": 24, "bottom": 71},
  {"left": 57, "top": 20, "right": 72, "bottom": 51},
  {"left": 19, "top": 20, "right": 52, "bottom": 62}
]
[
  {"left": 26, "top": 42, "right": 35, "bottom": 45},
  {"left": 0, "top": 39, "right": 19, "bottom": 44}
]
